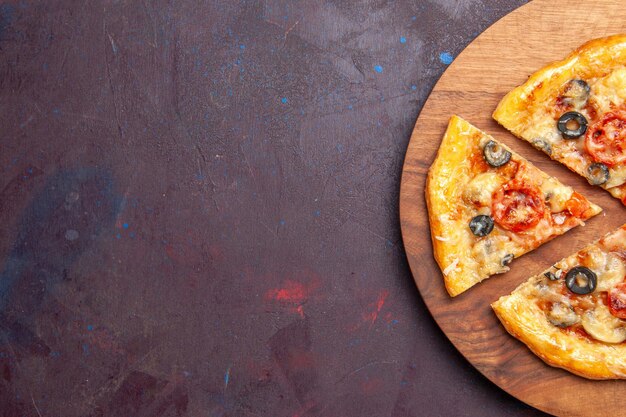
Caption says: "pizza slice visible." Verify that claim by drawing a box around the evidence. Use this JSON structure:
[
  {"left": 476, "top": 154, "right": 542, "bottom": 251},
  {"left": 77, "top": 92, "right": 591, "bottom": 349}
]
[
  {"left": 427, "top": 116, "right": 601, "bottom": 297},
  {"left": 493, "top": 35, "right": 626, "bottom": 204},
  {"left": 493, "top": 224, "right": 626, "bottom": 379}
]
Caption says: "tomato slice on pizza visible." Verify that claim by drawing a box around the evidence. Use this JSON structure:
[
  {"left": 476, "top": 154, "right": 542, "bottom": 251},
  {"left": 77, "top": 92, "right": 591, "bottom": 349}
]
[
  {"left": 493, "top": 224, "right": 626, "bottom": 379},
  {"left": 493, "top": 35, "right": 626, "bottom": 204},
  {"left": 427, "top": 116, "right": 601, "bottom": 297}
]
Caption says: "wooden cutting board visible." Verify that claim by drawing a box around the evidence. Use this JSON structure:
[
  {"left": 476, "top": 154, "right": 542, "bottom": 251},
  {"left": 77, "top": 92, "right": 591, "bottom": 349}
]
[{"left": 399, "top": 1, "right": 626, "bottom": 416}]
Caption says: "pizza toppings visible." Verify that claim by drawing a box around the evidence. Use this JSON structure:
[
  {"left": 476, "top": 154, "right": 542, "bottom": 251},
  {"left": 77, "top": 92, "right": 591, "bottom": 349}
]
[
  {"left": 565, "top": 266, "right": 597, "bottom": 295},
  {"left": 462, "top": 172, "right": 504, "bottom": 206},
  {"left": 531, "top": 138, "right": 552, "bottom": 155},
  {"left": 607, "top": 284, "right": 626, "bottom": 319},
  {"left": 585, "top": 111, "right": 626, "bottom": 166},
  {"left": 544, "top": 270, "right": 562, "bottom": 281},
  {"left": 501, "top": 253, "right": 514, "bottom": 266},
  {"left": 483, "top": 140, "right": 512, "bottom": 167},
  {"left": 557, "top": 111, "right": 588, "bottom": 139},
  {"left": 560, "top": 79, "right": 590, "bottom": 109},
  {"left": 469, "top": 215, "right": 494, "bottom": 237},
  {"left": 547, "top": 302, "right": 579, "bottom": 328},
  {"left": 492, "top": 182, "right": 545, "bottom": 232},
  {"left": 580, "top": 304, "right": 626, "bottom": 344},
  {"left": 587, "top": 162, "right": 610, "bottom": 185}
]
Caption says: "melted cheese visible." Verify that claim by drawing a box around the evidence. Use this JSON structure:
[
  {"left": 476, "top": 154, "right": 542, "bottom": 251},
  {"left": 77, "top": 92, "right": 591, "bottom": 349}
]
[
  {"left": 540, "top": 177, "right": 573, "bottom": 213},
  {"left": 462, "top": 172, "right": 504, "bottom": 207},
  {"left": 519, "top": 226, "right": 626, "bottom": 345},
  {"left": 581, "top": 304, "right": 626, "bottom": 344},
  {"left": 590, "top": 68, "right": 626, "bottom": 113},
  {"left": 518, "top": 69, "right": 626, "bottom": 193}
]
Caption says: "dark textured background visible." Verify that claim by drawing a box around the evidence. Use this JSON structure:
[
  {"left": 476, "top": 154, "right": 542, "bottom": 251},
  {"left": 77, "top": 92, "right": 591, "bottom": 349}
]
[{"left": 0, "top": 1, "right": 550, "bottom": 416}]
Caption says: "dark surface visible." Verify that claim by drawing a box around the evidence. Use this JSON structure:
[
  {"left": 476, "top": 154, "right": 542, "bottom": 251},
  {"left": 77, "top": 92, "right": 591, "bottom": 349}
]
[{"left": 0, "top": 1, "right": 549, "bottom": 416}]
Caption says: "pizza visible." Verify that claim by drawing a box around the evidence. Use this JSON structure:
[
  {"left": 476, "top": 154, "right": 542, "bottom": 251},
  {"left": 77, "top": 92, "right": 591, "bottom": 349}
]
[
  {"left": 493, "top": 35, "right": 626, "bottom": 204},
  {"left": 426, "top": 115, "right": 601, "bottom": 297},
  {"left": 493, "top": 224, "right": 626, "bottom": 379}
]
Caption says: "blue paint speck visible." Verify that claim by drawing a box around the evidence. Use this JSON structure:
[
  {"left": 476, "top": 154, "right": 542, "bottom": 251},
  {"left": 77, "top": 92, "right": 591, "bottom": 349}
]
[
  {"left": 374, "top": 65, "right": 383, "bottom": 73},
  {"left": 52, "top": 108, "right": 61, "bottom": 116},
  {"left": 116, "top": 233, "right": 121, "bottom": 239},
  {"left": 82, "top": 343, "right": 89, "bottom": 355},
  {"left": 279, "top": 219, "right": 286, "bottom": 226},
  {"left": 349, "top": 338, "right": 362, "bottom": 347},
  {"left": 336, "top": 144, "right": 343, "bottom": 153},
  {"left": 224, "top": 367, "right": 230, "bottom": 387},
  {"left": 411, "top": 16, "right": 417, "bottom": 21},
  {"left": 400, "top": 36, "right": 406, "bottom": 44},
  {"left": 87, "top": 325, "right": 94, "bottom": 331},
  {"left": 314, "top": 210, "right": 321, "bottom": 217},
  {"left": 391, "top": 319, "right": 399, "bottom": 325},
  {"left": 281, "top": 97, "right": 288, "bottom": 104},
  {"left": 0, "top": 4, "right": 15, "bottom": 34},
  {"left": 411, "top": 84, "right": 417, "bottom": 90},
  {"left": 129, "top": 231, "right": 136, "bottom": 239},
  {"left": 123, "top": 223, "right": 129, "bottom": 229},
  {"left": 439, "top": 52, "right": 454, "bottom": 65},
  {"left": 49, "top": 351, "right": 61, "bottom": 358},
  {"left": 347, "top": 104, "right": 353, "bottom": 110},
  {"left": 239, "top": 44, "right": 245, "bottom": 50}
]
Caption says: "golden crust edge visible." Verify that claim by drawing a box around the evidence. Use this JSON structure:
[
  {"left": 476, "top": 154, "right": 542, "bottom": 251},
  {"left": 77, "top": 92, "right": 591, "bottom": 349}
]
[
  {"left": 492, "top": 34, "right": 626, "bottom": 134},
  {"left": 426, "top": 115, "right": 476, "bottom": 297},
  {"left": 492, "top": 290, "right": 626, "bottom": 380}
]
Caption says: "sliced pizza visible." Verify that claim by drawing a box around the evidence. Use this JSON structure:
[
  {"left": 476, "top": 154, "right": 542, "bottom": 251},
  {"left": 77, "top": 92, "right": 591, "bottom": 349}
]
[
  {"left": 493, "top": 224, "right": 626, "bottom": 379},
  {"left": 427, "top": 116, "right": 601, "bottom": 297},
  {"left": 493, "top": 35, "right": 626, "bottom": 204}
]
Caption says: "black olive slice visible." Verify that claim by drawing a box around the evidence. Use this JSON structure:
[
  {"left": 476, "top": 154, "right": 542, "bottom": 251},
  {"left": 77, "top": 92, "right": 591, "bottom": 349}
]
[
  {"left": 544, "top": 271, "right": 559, "bottom": 281},
  {"left": 565, "top": 266, "right": 597, "bottom": 295},
  {"left": 483, "top": 140, "right": 511, "bottom": 167},
  {"left": 557, "top": 112, "right": 588, "bottom": 139},
  {"left": 587, "top": 163, "right": 610, "bottom": 185},
  {"left": 501, "top": 254, "right": 514, "bottom": 266},
  {"left": 561, "top": 79, "right": 590, "bottom": 107},
  {"left": 531, "top": 138, "right": 552, "bottom": 155},
  {"left": 469, "top": 215, "right": 494, "bottom": 237}
]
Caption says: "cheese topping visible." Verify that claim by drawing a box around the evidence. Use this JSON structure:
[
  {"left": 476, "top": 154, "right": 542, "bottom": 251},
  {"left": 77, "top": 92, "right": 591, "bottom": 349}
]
[
  {"left": 512, "top": 226, "right": 626, "bottom": 345},
  {"left": 515, "top": 68, "right": 626, "bottom": 198}
]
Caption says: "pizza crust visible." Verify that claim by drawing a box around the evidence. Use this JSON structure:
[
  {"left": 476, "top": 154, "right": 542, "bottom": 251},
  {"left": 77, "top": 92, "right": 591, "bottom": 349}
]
[
  {"left": 426, "top": 116, "right": 476, "bottom": 296},
  {"left": 493, "top": 281, "right": 626, "bottom": 380}
]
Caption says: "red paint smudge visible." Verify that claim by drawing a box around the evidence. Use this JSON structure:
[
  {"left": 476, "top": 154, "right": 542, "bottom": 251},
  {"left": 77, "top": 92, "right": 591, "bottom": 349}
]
[
  {"left": 288, "top": 351, "right": 314, "bottom": 369},
  {"left": 266, "top": 280, "right": 308, "bottom": 303},
  {"left": 363, "top": 290, "right": 389, "bottom": 325},
  {"left": 265, "top": 279, "right": 320, "bottom": 317},
  {"left": 208, "top": 244, "right": 225, "bottom": 262},
  {"left": 361, "top": 377, "right": 383, "bottom": 394}
]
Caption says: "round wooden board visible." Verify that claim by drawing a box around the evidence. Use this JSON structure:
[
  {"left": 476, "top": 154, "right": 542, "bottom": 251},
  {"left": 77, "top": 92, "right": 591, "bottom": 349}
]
[{"left": 399, "top": 1, "right": 626, "bottom": 416}]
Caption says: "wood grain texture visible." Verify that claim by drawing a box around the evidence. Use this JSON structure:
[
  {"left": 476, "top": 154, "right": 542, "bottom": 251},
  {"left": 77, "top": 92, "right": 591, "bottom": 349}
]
[{"left": 400, "top": 1, "right": 626, "bottom": 416}]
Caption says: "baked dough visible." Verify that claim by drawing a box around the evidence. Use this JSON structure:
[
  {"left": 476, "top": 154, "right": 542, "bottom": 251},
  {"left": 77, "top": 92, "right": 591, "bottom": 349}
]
[{"left": 427, "top": 116, "right": 601, "bottom": 296}]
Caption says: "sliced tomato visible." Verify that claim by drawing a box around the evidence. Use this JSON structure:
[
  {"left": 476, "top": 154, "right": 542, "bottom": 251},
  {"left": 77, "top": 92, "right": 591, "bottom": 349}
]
[
  {"left": 564, "top": 191, "right": 590, "bottom": 218},
  {"left": 607, "top": 283, "right": 626, "bottom": 319},
  {"left": 585, "top": 111, "right": 626, "bottom": 166},
  {"left": 491, "top": 182, "right": 545, "bottom": 232}
]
